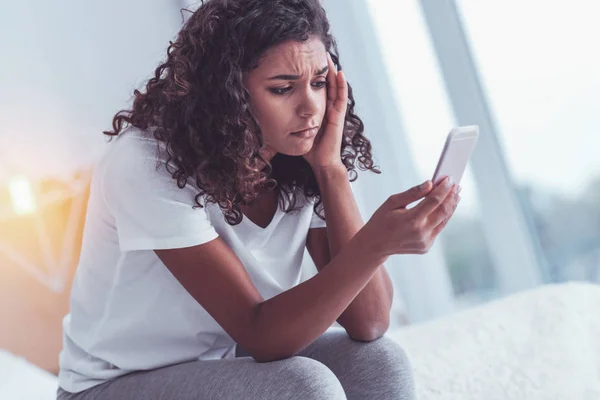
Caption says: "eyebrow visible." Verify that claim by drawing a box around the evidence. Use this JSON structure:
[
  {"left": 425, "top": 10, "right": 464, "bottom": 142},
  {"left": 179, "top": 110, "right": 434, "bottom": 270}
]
[{"left": 267, "top": 66, "right": 329, "bottom": 81}]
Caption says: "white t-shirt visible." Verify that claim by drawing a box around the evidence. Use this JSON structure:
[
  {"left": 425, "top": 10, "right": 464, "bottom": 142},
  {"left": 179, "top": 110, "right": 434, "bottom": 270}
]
[{"left": 58, "top": 127, "right": 327, "bottom": 393}]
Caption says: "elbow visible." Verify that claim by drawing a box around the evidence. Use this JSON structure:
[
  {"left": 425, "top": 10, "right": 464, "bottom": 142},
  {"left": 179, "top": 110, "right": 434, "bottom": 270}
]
[
  {"left": 250, "top": 348, "right": 296, "bottom": 363},
  {"left": 252, "top": 354, "right": 289, "bottom": 363},
  {"left": 348, "top": 318, "right": 390, "bottom": 342},
  {"left": 243, "top": 305, "right": 299, "bottom": 363},
  {"left": 242, "top": 338, "right": 297, "bottom": 363}
]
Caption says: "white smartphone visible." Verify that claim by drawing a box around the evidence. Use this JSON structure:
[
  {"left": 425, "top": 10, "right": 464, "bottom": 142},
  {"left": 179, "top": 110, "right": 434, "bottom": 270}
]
[{"left": 432, "top": 125, "right": 479, "bottom": 185}]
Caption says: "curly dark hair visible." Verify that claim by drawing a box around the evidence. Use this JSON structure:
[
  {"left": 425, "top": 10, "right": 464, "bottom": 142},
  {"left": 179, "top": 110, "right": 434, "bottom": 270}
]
[{"left": 104, "top": 0, "right": 380, "bottom": 225}]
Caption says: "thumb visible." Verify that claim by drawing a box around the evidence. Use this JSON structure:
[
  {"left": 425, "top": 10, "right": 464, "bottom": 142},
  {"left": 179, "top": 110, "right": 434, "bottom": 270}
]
[{"left": 384, "top": 181, "right": 432, "bottom": 210}]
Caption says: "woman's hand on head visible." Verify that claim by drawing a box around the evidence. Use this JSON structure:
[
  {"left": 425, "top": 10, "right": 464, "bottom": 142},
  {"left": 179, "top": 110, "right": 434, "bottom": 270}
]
[{"left": 302, "top": 52, "right": 348, "bottom": 172}]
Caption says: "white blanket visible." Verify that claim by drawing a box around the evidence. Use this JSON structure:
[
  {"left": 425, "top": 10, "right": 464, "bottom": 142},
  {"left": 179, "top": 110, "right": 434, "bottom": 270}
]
[
  {"left": 0, "top": 350, "right": 57, "bottom": 400},
  {"left": 389, "top": 281, "right": 600, "bottom": 400}
]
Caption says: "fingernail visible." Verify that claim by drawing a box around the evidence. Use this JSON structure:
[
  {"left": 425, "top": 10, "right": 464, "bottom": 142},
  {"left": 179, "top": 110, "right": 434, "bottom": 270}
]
[
  {"left": 458, "top": 185, "right": 462, "bottom": 194},
  {"left": 444, "top": 177, "right": 452, "bottom": 188},
  {"left": 419, "top": 181, "right": 430, "bottom": 190}
]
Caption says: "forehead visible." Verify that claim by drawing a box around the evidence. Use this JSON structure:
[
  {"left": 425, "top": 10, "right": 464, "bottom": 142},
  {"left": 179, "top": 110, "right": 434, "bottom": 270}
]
[{"left": 253, "top": 37, "right": 326, "bottom": 75}]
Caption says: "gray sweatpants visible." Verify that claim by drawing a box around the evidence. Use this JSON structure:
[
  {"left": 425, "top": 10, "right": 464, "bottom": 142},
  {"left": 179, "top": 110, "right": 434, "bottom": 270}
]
[{"left": 56, "top": 328, "right": 415, "bottom": 400}]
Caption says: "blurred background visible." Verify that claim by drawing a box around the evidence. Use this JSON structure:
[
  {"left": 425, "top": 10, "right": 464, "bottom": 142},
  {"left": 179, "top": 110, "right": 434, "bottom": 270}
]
[{"left": 1, "top": 0, "right": 598, "bottom": 379}]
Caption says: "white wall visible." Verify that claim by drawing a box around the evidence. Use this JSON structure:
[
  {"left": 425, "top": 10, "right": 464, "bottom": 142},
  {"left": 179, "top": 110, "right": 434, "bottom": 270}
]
[
  {"left": 0, "top": 0, "right": 185, "bottom": 373},
  {"left": 0, "top": 0, "right": 182, "bottom": 184}
]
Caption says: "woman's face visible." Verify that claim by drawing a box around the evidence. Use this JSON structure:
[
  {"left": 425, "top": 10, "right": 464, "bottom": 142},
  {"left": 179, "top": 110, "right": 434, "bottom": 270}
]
[{"left": 243, "top": 36, "right": 328, "bottom": 161}]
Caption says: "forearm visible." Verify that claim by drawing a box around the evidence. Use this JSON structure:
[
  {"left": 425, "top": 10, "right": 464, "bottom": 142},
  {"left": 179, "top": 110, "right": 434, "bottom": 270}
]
[
  {"left": 315, "top": 166, "right": 394, "bottom": 340},
  {"left": 251, "top": 228, "right": 388, "bottom": 361}
]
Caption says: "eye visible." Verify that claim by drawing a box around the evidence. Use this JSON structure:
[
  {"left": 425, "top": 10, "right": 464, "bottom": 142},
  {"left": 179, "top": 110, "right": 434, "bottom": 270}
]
[
  {"left": 269, "top": 81, "right": 327, "bottom": 95},
  {"left": 269, "top": 87, "right": 292, "bottom": 95}
]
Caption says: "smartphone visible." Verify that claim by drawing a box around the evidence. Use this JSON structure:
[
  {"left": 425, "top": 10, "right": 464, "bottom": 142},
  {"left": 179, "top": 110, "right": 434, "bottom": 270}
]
[{"left": 432, "top": 125, "right": 479, "bottom": 185}]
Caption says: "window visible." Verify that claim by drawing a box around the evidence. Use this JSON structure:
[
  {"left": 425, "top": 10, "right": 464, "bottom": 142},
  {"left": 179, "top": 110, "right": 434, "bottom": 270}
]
[
  {"left": 367, "top": 0, "right": 499, "bottom": 308},
  {"left": 456, "top": 0, "right": 600, "bottom": 284}
]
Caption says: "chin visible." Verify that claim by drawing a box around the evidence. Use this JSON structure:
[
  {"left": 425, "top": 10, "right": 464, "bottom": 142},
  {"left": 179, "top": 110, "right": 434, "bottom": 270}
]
[
  {"left": 277, "top": 140, "right": 315, "bottom": 157},
  {"left": 284, "top": 146, "right": 314, "bottom": 157}
]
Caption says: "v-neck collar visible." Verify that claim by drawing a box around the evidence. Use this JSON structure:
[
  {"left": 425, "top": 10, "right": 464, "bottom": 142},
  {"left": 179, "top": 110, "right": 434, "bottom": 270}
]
[{"left": 241, "top": 205, "right": 282, "bottom": 231}]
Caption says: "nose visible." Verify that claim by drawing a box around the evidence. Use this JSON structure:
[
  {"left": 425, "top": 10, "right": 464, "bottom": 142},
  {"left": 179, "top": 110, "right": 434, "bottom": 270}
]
[{"left": 296, "top": 86, "right": 322, "bottom": 118}]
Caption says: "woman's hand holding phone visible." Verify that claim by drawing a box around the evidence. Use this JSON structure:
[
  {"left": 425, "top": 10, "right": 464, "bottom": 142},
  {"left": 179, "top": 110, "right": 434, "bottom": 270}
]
[{"left": 362, "top": 176, "right": 461, "bottom": 257}]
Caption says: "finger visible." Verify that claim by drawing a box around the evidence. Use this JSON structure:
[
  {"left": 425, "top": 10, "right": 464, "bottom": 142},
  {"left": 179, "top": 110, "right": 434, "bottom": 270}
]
[
  {"left": 383, "top": 180, "right": 433, "bottom": 210},
  {"left": 428, "top": 191, "right": 459, "bottom": 231},
  {"left": 431, "top": 213, "right": 451, "bottom": 238},
  {"left": 413, "top": 176, "right": 454, "bottom": 216},
  {"left": 326, "top": 52, "right": 338, "bottom": 104},
  {"left": 334, "top": 70, "right": 348, "bottom": 116},
  {"left": 431, "top": 218, "right": 448, "bottom": 238}
]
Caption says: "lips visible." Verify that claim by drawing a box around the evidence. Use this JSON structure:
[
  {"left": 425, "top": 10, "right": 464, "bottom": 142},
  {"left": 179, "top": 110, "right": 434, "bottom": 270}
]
[{"left": 291, "top": 127, "right": 319, "bottom": 138}]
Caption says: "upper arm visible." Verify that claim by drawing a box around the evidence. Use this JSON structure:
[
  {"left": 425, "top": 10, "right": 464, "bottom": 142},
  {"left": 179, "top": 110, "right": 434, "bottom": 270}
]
[
  {"left": 307, "top": 198, "right": 329, "bottom": 270},
  {"left": 306, "top": 227, "right": 331, "bottom": 271},
  {"left": 155, "top": 240, "right": 266, "bottom": 357}
]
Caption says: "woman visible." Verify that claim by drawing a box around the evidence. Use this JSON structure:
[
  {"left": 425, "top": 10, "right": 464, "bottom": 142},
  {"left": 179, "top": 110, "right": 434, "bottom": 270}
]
[{"left": 57, "top": 0, "right": 460, "bottom": 399}]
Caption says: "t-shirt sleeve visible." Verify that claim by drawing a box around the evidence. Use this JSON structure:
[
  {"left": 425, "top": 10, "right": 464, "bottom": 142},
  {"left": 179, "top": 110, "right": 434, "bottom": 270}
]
[{"left": 100, "top": 139, "right": 219, "bottom": 251}]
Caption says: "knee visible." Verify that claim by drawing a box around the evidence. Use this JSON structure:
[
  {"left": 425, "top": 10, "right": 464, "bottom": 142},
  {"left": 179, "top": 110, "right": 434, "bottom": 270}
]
[
  {"left": 309, "top": 331, "right": 415, "bottom": 399},
  {"left": 282, "top": 357, "right": 346, "bottom": 400},
  {"left": 363, "top": 336, "right": 416, "bottom": 395},
  {"left": 328, "top": 331, "right": 414, "bottom": 378},
  {"left": 364, "top": 336, "right": 414, "bottom": 377}
]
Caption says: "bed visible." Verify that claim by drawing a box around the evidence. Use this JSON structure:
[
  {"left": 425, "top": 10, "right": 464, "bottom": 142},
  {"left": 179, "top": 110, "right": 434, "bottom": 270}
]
[
  {"left": 0, "top": 349, "right": 58, "bottom": 400},
  {"left": 389, "top": 281, "right": 600, "bottom": 399},
  {"left": 2, "top": 282, "right": 599, "bottom": 400}
]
